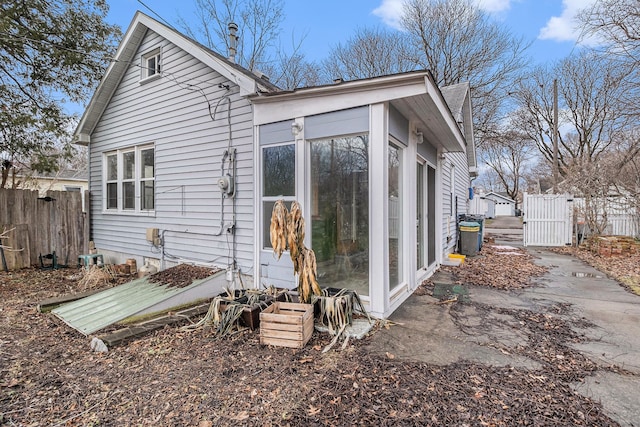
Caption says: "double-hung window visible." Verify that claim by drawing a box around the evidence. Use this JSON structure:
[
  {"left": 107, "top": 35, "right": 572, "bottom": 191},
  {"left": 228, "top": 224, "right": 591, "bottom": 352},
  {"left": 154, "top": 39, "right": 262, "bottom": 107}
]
[
  {"left": 104, "top": 145, "right": 155, "bottom": 213},
  {"left": 141, "top": 48, "right": 161, "bottom": 80}
]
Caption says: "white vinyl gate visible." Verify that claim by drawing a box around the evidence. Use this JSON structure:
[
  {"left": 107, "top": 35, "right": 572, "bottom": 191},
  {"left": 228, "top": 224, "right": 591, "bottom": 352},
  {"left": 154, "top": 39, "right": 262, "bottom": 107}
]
[{"left": 523, "top": 194, "right": 573, "bottom": 246}]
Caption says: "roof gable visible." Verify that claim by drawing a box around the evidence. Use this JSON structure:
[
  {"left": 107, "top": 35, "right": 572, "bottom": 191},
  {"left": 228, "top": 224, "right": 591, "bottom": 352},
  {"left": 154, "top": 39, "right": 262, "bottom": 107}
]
[
  {"left": 440, "top": 82, "right": 477, "bottom": 175},
  {"left": 74, "top": 12, "right": 276, "bottom": 143},
  {"left": 485, "top": 192, "right": 516, "bottom": 203}
]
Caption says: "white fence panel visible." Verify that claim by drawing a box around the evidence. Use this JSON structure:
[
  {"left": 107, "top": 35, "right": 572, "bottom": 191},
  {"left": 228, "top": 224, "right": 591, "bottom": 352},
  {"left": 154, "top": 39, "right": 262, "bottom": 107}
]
[
  {"left": 572, "top": 197, "right": 639, "bottom": 238},
  {"left": 523, "top": 194, "right": 573, "bottom": 247},
  {"left": 607, "top": 214, "right": 638, "bottom": 236}
]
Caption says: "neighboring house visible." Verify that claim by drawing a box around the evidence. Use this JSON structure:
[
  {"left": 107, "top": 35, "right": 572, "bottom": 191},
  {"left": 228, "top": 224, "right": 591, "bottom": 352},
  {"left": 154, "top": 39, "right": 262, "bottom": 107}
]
[
  {"left": 13, "top": 168, "right": 88, "bottom": 195},
  {"left": 74, "top": 12, "right": 477, "bottom": 318},
  {"left": 485, "top": 192, "right": 516, "bottom": 217},
  {"left": 469, "top": 194, "right": 496, "bottom": 219}
]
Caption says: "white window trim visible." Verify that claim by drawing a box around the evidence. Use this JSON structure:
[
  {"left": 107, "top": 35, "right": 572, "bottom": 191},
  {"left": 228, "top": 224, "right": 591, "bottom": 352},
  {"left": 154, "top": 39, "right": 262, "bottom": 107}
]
[
  {"left": 260, "top": 141, "right": 296, "bottom": 251},
  {"left": 140, "top": 47, "right": 162, "bottom": 82},
  {"left": 388, "top": 137, "right": 406, "bottom": 295},
  {"left": 102, "top": 144, "right": 155, "bottom": 215}
]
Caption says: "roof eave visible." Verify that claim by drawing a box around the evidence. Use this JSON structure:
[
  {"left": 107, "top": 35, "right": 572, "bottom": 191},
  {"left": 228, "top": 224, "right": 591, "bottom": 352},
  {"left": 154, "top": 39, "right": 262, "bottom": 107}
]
[{"left": 73, "top": 12, "right": 266, "bottom": 143}]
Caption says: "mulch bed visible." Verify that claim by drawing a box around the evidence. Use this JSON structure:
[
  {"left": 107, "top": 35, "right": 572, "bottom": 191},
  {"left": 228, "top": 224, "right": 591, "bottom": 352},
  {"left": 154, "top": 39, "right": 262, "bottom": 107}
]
[
  {"left": 148, "top": 264, "right": 221, "bottom": 288},
  {"left": 0, "top": 254, "right": 626, "bottom": 426}
]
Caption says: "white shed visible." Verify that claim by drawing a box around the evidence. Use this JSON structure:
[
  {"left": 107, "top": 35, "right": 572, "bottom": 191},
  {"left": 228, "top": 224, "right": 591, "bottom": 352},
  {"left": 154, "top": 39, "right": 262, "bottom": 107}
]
[
  {"left": 485, "top": 192, "right": 516, "bottom": 216},
  {"left": 469, "top": 195, "right": 496, "bottom": 219}
]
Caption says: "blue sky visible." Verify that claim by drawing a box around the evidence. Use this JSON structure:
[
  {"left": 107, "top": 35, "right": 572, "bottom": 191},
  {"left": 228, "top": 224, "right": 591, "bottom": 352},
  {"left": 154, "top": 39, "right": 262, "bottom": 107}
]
[{"left": 106, "top": 0, "right": 595, "bottom": 67}]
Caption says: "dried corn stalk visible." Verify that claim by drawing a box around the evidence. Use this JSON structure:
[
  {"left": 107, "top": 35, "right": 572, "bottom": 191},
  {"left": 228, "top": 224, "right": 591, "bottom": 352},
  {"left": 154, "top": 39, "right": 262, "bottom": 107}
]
[
  {"left": 287, "top": 201, "right": 305, "bottom": 269},
  {"left": 268, "top": 200, "right": 322, "bottom": 304},
  {"left": 78, "top": 264, "right": 115, "bottom": 290},
  {"left": 270, "top": 200, "right": 288, "bottom": 260},
  {"left": 315, "top": 288, "right": 371, "bottom": 352},
  {"left": 182, "top": 297, "right": 244, "bottom": 337},
  {"left": 298, "top": 247, "right": 321, "bottom": 303}
]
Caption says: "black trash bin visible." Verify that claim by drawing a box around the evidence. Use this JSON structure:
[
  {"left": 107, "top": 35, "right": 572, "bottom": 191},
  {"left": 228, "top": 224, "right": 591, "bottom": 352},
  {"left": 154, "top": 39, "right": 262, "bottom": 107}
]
[{"left": 459, "top": 221, "right": 480, "bottom": 256}]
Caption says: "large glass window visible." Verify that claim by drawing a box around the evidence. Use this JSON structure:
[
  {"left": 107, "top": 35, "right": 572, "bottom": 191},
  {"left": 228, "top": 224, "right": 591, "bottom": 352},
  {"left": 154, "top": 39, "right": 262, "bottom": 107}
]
[
  {"left": 416, "top": 160, "right": 425, "bottom": 270},
  {"left": 388, "top": 143, "right": 402, "bottom": 289},
  {"left": 103, "top": 145, "right": 155, "bottom": 213},
  {"left": 310, "top": 135, "right": 369, "bottom": 295},
  {"left": 262, "top": 143, "right": 295, "bottom": 249}
]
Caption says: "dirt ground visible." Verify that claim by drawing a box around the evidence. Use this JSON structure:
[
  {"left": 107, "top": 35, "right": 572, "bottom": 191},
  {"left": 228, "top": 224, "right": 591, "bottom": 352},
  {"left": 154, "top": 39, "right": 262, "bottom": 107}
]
[{"left": 1, "top": 244, "right": 638, "bottom": 426}]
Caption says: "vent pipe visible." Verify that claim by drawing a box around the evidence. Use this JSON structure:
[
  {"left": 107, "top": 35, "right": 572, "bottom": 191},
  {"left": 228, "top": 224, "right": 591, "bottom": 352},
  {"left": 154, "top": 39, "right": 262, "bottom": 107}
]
[{"left": 228, "top": 22, "right": 238, "bottom": 63}]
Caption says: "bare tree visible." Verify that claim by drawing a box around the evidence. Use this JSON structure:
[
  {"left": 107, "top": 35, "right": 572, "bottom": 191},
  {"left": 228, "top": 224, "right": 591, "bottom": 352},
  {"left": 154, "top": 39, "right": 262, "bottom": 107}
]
[
  {"left": 260, "top": 36, "right": 322, "bottom": 90},
  {"left": 613, "top": 130, "right": 640, "bottom": 237},
  {"left": 481, "top": 131, "right": 536, "bottom": 208},
  {"left": 322, "top": 26, "right": 417, "bottom": 81},
  {"left": 577, "top": 0, "right": 640, "bottom": 61},
  {"left": 577, "top": 0, "right": 640, "bottom": 119},
  {"left": 510, "top": 51, "right": 635, "bottom": 175},
  {"left": 177, "top": 0, "right": 284, "bottom": 72},
  {"left": 178, "top": 0, "right": 322, "bottom": 89},
  {"left": 400, "top": 0, "right": 530, "bottom": 143}
]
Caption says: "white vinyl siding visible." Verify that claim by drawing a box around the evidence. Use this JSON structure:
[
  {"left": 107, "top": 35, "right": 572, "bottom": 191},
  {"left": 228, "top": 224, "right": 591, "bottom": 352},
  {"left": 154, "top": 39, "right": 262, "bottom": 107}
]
[
  {"left": 442, "top": 151, "right": 471, "bottom": 253},
  {"left": 89, "top": 30, "right": 256, "bottom": 273}
]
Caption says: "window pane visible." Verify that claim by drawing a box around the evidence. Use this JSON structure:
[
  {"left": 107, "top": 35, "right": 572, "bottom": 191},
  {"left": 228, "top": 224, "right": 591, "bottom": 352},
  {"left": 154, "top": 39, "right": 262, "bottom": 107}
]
[
  {"left": 107, "top": 155, "right": 117, "bottom": 181},
  {"left": 147, "top": 56, "right": 156, "bottom": 76},
  {"left": 107, "top": 183, "right": 117, "bottom": 209},
  {"left": 263, "top": 145, "right": 295, "bottom": 197},
  {"left": 416, "top": 162, "right": 425, "bottom": 269},
  {"left": 141, "top": 148, "right": 154, "bottom": 179},
  {"left": 142, "top": 181, "right": 154, "bottom": 210},
  {"left": 263, "top": 201, "right": 276, "bottom": 249},
  {"left": 123, "top": 182, "right": 135, "bottom": 209},
  {"left": 310, "top": 135, "right": 369, "bottom": 296},
  {"left": 389, "top": 144, "right": 402, "bottom": 289},
  {"left": 123, "top": 152, "right": 135, "bottom": 180}
]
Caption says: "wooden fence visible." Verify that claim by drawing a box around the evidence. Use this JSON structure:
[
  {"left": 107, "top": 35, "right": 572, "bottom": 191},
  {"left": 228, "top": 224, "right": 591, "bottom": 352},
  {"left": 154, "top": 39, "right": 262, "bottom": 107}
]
[{"left": 0, "top": 189, "right": 88, "bottom": 270}]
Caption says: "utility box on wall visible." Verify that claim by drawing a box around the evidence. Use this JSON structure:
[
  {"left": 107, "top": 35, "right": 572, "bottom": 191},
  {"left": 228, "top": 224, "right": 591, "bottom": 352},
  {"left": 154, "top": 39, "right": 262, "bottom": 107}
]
[{"left": 146, "top": 228, "right": 161, "bottom": 246}]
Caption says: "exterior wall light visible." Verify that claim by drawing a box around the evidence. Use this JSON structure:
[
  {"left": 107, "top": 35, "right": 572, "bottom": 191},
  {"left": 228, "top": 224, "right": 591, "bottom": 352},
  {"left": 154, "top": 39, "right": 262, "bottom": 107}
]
[{"left": 291, "top": 122, "right": 303, "bottom": 136}]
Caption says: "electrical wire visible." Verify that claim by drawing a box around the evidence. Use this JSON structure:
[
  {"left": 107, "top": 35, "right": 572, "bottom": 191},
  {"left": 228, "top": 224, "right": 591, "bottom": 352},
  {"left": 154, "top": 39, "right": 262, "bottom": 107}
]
[{"left": 2, "top": 21, "right": 245, "bottom": 279}]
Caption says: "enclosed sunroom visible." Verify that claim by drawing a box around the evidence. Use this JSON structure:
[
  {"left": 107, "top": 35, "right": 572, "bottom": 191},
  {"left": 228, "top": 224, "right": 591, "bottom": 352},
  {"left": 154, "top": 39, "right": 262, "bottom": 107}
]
[{"left": 252, "top": 71, "right": 472, "bottom": 319}]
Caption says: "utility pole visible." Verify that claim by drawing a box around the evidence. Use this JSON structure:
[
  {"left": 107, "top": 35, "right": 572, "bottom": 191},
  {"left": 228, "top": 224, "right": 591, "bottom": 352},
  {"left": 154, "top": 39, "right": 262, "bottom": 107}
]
[{"left": 553, "top": 78, "right": 559, "bottom": 193}]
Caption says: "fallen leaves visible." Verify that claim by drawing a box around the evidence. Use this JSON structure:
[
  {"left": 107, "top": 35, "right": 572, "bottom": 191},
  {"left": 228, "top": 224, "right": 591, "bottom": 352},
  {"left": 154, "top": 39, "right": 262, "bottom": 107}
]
[
  {"left": 0, "top": 261, "right": 624, "bottom": 426},
  {"left": 442, "top": 245, "right": 548, "bottom": 289}
]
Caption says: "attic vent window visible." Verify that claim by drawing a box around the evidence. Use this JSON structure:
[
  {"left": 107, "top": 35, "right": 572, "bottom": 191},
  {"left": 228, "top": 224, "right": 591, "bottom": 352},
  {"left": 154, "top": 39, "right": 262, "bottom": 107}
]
[{"left": 141, "top": 48, "right": 161, "bottom": 81}]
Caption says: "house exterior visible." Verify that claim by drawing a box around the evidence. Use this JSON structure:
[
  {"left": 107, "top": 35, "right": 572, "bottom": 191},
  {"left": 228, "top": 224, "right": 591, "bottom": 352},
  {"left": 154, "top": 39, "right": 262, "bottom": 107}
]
[
  {"left": 469, "top": 195, "right": 496, "bottom": 219},
  {"left": 14, "top": 168, "right": 88, "bottom": 207},
  {"left": 485, "top": 192, "right": 516, "bottom": 217},
  {"left": 74, "top": 12, "right": 477, "bottom": 318}
]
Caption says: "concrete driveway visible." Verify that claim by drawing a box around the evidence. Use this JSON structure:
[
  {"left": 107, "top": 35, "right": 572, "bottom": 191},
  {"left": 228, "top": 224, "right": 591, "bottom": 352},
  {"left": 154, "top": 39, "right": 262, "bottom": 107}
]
[
  {"left": 367, "top": 245, "right": 640, "bottom": 426},
  {"left": 484, "top": 215, "right": 523, "bottom": 244}
]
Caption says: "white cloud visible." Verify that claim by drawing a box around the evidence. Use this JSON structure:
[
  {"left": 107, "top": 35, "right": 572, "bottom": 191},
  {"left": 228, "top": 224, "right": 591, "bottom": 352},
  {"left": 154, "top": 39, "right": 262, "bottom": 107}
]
[
  {"left": 372, "top": 0, "right": 405, "bottom": 30},
  {"left": 372, "top": 0, "right": 513, "bottom": 29},
  {"left": 538, "top": 0, "right": 597, "bottom": 43},
  {"left": 476, "top": 0, "right": 512, "bottom": 14}
]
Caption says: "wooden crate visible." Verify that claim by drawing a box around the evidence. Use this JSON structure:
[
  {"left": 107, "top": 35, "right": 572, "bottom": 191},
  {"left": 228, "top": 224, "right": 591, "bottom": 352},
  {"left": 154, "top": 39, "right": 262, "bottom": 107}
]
[{"left": 260, "top": 302, "right": 314, "bottom": 348}]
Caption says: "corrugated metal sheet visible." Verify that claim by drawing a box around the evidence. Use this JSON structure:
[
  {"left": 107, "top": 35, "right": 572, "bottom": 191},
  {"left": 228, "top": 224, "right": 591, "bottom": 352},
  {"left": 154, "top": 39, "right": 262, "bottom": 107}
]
[{"left": 52, "top": 276, "right": 214, "bottom": 335}]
